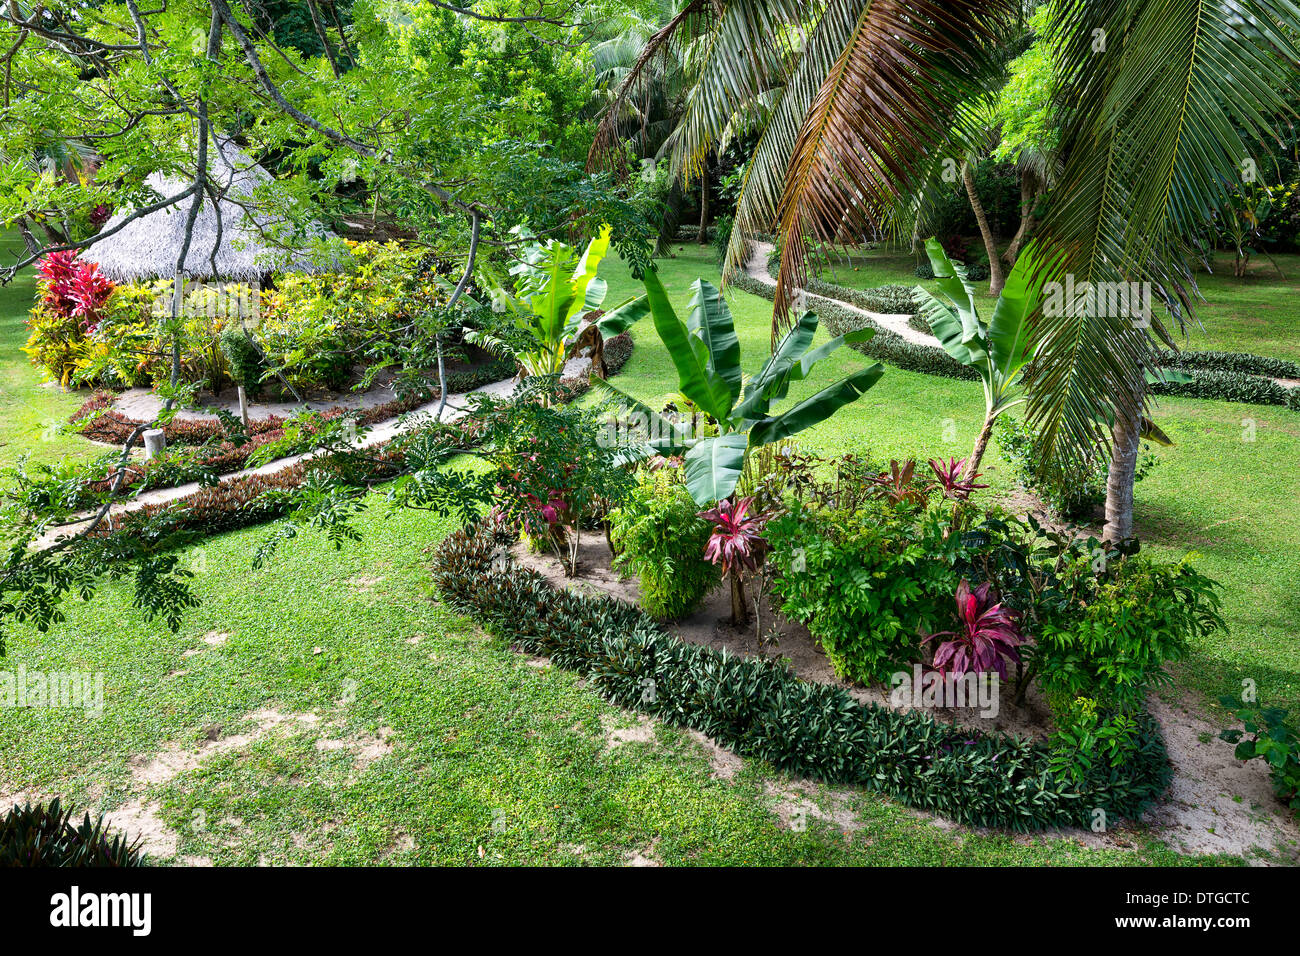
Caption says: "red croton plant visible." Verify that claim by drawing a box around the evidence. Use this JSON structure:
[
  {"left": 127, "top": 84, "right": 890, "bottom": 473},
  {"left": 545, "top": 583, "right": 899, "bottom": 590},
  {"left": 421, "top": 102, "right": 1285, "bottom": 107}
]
[
  {"left": 922, "top": 579, "right": 1026, "bottom": 679},
  {"left": 36, "top": 250, "right": 115, "bottom": 334},
  {"left": 699, "top": 496, "right": 772, "bottom": 625}
]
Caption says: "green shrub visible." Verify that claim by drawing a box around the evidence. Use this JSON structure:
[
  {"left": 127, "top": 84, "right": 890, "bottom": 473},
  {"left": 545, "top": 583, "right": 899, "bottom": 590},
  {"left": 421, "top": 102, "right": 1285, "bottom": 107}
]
[
  {"left": 219, "top": 324, "right": 265, "bottom": 393},
  {"left": 609, "top": 468, "right": 721, "bottom": 620},
  {"left": 765, "top": 500, "right": 960, "bottom": 683},
  {"left": 430, "top": 522, "right": 1174, "bottom": 831},
  {"left": 995, "top": 415, "right": 1158, "bottom": 518},
  {"left": 1220, "top": 699, "right": 1300, "bottom": 813},
  {"left": 1031, "top": 555, "right": 1225, "bottom": 715},
  {"left": 1, "top": 798, "right": 143, "bottom": 867}
]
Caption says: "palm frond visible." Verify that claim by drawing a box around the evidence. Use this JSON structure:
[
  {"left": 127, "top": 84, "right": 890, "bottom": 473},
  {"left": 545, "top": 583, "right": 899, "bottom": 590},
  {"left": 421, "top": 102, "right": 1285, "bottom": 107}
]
[
  {"left": 769, "top": 0, "right": 1014, "bottom": 341},
  {"left": 1027, "top": 0, "right": 1300, "bottom": 464}
]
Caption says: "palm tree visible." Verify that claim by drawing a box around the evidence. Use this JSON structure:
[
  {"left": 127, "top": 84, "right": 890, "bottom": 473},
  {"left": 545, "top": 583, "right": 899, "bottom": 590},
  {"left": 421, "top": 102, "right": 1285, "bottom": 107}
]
[{"left": 592, "top": 0, "right": 1300, "bottom": 542}]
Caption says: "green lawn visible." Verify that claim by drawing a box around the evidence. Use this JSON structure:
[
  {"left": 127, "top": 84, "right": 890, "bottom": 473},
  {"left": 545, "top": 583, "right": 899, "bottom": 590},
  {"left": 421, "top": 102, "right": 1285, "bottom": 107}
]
[
  {"left": 1, "top": 241, "right": 1294, "bottom": 866},
  {"left": 0, "top": 232, "right": 101, "bottom": 468}
]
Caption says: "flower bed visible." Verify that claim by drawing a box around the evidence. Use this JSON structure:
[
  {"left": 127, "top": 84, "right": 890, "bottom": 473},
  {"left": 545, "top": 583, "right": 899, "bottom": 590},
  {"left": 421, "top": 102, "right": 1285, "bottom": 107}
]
[
  {"left": 431, "top": 522, "right": 1174, "bottom": 831},
  {"left": 85, "top": 334, "right": 634, "bottom": 540}
]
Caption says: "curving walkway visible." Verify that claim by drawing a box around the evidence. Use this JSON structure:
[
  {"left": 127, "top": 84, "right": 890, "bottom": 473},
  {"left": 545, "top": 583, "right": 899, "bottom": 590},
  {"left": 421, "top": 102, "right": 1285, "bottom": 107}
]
[
  {"left": 44, "top": 355, "right": 595, "bottom": 546},
  {"left": 743, "top": 240, "right": 939, "bottom": 347}
]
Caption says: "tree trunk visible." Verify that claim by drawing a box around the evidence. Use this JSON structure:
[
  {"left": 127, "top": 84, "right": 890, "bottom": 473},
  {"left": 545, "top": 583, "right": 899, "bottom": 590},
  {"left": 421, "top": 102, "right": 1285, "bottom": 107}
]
[
  {"left": 1004, "top": 171, "right": 1041, "bottom": 266},
  {"left": 729, "top": 572, "right": 748, "bottom": 626},
  {"left": 305, "top": 0, "right": 341, "bottom": 78},
  {"left": 1104, "top": 405, "right": 1141, "bottom": 543},
  {"left": 324, "top": 1, "right": 355, "bottom": 67},
  {"left": 15, "top": 218, "right": 41, "bottom": 255},
  {"left": 962, "top": 160, "right": 1005, "bottom": 296},
  {"left": 698, "top": 157, "right": 710, "bottom": 244},
  {"left": 964, "top": 415, "right": 996, "bottom": 478}
]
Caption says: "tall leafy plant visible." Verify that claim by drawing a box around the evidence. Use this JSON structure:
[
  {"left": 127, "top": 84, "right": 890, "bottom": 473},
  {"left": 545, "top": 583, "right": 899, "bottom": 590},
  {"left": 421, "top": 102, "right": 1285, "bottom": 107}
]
[
  {"left": 595, "top": 271, "right": 884, "bottom": 504},
  {"left": 913, "top": 237, "right": 1050, "bottom": 477},
  {"left": 469, "top": 226, "right": 650, "bottom": 384}
]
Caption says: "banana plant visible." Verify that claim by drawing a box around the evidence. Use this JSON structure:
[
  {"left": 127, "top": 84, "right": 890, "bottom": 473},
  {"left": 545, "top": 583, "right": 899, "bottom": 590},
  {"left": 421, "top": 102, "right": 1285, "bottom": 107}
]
[
  {"left": 468, "top": 225, "right": 650, "bottom": 384},
  {"left": 916, "top": 237, "right": 1185, "bottom": 475},
  {"left": 913, "top": 237, "right": 1051, "bottom": 478},
  {"left": 594, "top": 271, "right": 884, "bottom": 505}
]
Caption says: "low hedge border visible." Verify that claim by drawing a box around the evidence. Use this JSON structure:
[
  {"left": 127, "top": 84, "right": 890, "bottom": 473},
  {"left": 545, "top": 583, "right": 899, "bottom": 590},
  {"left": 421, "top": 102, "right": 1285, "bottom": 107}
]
[
  {"left": 90, "top": 335, "right": 635, "bottom": 542},
  {"left": 729, "top": 272, "right": 979, "bottom": 381},
  {"left": 431, "top": 522, "right": 1174, "bottom": 832},
  {"left": 69, "top": 358, "right": 517, "bottom": 447},
  {"left": 730, "top": 271, "right": 1300, "bottom": 409},
  {"left": 763, "top": 253, "right": 918, "bottom": 316}
]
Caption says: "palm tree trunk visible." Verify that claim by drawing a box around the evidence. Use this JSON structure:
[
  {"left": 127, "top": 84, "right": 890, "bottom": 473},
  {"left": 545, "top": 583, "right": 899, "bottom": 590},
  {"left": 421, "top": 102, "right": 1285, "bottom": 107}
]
[
  {"left": 698, "top": 156, "right": 710, "bottom": 244},
  {"left": 962, "top": 160, "right": 1005, "bottom": 296},
  {"left": 1005, "top": 170, "right": 1041, "bottom": 266},
  {"left": 1104, "top": 405, "right": 1141, "bottom": 543}
]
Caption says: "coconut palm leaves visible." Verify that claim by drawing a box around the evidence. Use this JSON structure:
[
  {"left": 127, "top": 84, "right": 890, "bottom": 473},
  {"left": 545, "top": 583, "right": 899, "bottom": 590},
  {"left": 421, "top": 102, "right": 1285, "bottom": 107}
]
[
  {"left": 1027, "top": 0, "right": 1300, "bottom": 470},
  {"left": 769, "top": 1, "right": 1012, "bottom": 333},
  {"left": 593, "top": 271, "right": 883, "bottom": 504}
]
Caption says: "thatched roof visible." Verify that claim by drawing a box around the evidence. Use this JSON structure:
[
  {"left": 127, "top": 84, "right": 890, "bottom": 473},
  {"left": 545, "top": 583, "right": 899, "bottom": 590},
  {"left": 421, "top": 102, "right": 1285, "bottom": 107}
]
[{"left": 85, "top": 141, "right": 337, "bottom": 282}]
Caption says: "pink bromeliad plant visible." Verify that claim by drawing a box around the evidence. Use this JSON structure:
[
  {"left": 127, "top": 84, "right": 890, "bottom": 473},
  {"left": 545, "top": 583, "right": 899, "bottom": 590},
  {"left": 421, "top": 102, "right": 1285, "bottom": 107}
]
[
  {"left": 699, "top": 496, "right": 771, "bottom": 624},
  {"left": 922, "top": 579, "right": 1025, "bottom": 678}
]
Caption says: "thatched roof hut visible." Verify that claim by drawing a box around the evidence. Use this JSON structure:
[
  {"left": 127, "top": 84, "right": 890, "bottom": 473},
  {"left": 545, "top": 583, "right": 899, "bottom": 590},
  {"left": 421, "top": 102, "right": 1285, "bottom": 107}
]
[{"left": 85, "top": 140, "right": 337, "bottom": 283}]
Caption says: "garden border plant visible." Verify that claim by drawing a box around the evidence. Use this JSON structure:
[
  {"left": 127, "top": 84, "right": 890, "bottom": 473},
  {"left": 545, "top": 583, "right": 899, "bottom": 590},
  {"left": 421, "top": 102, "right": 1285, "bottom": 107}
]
[
  {"left": 733, "top": 259, "right": 1300, "bottom": 411},
  {"left": 81, "top": 335, "right": 635, "bottom": 549},
  {"left": 430, "top": 521, "right": 1174, "bottom": 832}
]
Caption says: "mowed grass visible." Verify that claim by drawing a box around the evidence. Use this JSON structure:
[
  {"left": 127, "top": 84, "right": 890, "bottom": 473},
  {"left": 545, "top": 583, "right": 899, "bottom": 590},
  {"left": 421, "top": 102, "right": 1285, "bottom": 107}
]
[
  {"left": 0, "top": 232, "right": 101, "bottom": 468},
  {"left": 0, "top": 240, "right": 1291, "bottom": 866},
  {"left": 814, "top": 241, "right": 1300, "bottom": 363},
  {"left": 0, "top": 503, "right": 1208, "bottom": 866}
]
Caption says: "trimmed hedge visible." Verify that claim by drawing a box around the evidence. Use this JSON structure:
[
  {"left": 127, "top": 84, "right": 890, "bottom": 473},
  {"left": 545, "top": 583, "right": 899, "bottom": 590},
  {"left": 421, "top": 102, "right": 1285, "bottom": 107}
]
[
  {"left": 729, "top": 272, "right": 978, "bottom": 381},
  {"left": 431, "top": 522, "right": 1174, "bottom": 832},
  {"left": 1155, "top": 349, "right": 1300, "bottom": 380},
  {"left": 731, "top": 271, "right": 1300, "bottom": 409},
  {"left": 89, "top": 334, "right": 635, "bottom": 543},
  {"left": 763, "top": 254, "right": 918, "bottom": 316}
]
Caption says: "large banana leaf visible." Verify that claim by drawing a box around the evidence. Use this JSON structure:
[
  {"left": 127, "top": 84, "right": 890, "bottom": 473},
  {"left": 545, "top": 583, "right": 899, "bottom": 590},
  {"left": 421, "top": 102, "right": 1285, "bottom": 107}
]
[
  {"left": 922, "top": 238, "right": 987, "bottom": 363},
  {"left": 733, "top": 311, "right": 875, "bottom": 421},
  {"left": 732, "top": 310, "right": 821, "bottom": 422},
  {"left": 593, "top": 294, "right": 652, "bottom": 337},
  {"left": 914, "top": 285, "right": 979, "bottom": 369},
  {"left": 567, "top": 226, "right": 613, "bottom": 323},
  {"left": 643, "top": 272, "right": 738, "bottom": 422},
  {"left": 748, "top": 363, "right": 885, "bottom": 446},
  {"left": 986, "top": 244, "right": 1050, "bottom": 383},
  {"left": 685, "top": 280, "right": 743, "bottom": 410},
  {"left": 683, "top": 433, "right": 750, "bottom": 505}
]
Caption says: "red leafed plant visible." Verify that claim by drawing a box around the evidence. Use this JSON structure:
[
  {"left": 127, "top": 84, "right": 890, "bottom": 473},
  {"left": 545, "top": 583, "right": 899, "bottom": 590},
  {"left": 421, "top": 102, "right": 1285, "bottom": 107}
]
[
  {"left": 34, "top": 251, "right": 115, "bottom": 331},
  {"left": 926, "top": 457, "right": 989, "bottom": 501},
  {"left": 866, "top": 459, "right": 928, "bottom": 506},
  {"left": 922, "top": 579, "right": 1025, "bottom": 678},
  {"left": 699, "top": 496, "right": 772, "bottom": 625},
  {"left": 35, "top": 250, "right": 80, "bottom": 318},
  {"left": 66, "top": 261, "right": 115, "bottom": 333},
  {"left": 699, "top": 496, "right": 770, "bottom": 576}
]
